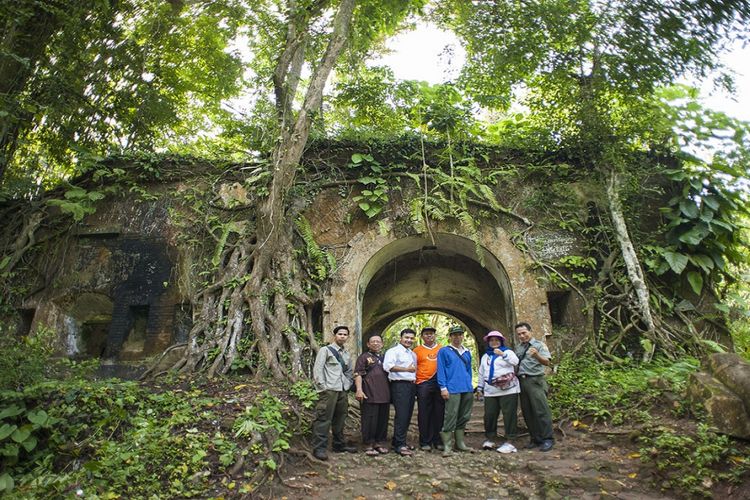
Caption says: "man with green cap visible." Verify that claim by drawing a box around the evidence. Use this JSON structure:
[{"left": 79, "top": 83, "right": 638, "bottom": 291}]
[{"left": 437, "top": 325, "right": 475, "bottom": 456}]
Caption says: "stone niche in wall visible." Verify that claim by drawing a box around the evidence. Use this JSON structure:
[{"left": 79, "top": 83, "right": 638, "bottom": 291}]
[{"left": 17, "top": 205, "right": 187, "bottom": 361}]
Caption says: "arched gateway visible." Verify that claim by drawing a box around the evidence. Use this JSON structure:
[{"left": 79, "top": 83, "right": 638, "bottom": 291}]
[{"left": 323, "top": 227, "right": 553, "bottom": 353}]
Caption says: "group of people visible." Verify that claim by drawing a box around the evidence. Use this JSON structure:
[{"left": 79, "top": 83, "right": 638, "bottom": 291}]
[{"left": 310, "top": 322, "right": 554, "bottom": 460}]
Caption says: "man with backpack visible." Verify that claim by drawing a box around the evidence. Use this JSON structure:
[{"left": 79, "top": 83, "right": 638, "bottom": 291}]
[{"left": 312, "top": 325, "right": 357, "bottom": 460}]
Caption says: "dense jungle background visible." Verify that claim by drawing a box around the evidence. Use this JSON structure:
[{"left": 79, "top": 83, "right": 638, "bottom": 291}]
[{"left": 2, "top": 0, "right": 750, "bottom": 497}]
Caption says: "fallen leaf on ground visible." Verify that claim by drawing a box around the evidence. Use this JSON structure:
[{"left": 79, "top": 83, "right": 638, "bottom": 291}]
[
  {"left": 627, "top": 452, "right": 641, "bottom": 459},
  {"left": 385, "top": 481, "right": 397, "bottom": 491},
  {"left": 628, "top": 473, "right": 637, "bottom": 479}
]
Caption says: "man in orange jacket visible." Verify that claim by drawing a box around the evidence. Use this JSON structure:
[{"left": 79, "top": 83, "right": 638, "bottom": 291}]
[{"left": 413, "top": 326, "right": 445, "bottom": 451}]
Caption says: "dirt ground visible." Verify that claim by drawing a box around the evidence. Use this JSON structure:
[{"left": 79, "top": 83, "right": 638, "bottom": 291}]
[{"left": 267, "top": 400, "right": 690, "bottom": 500}]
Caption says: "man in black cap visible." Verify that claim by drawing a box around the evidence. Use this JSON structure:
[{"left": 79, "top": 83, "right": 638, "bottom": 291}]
[{"left": 413, "top": 326, "right": 445, "bottom": 451}]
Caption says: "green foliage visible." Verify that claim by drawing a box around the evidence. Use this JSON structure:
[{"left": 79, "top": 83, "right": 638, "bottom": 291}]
[
  {"left": 436, "top": 1, "right": 749, "bottom": 111},
  {"left": 730, "top": 320, "right": 750, "bottom": 361},
  {"left": 2, "top": 0, "right": 246, "bottom": 196},
  {"left": 556, "top": 255, "right": 597, "bottom": 285},
  {"left": 0, "top": 403, "right": 59, "bottom": 494},
  {"left": 0, "top": 328, "right": 56, "bottom": 390},
  {"left": 295, "top": 216, "right": 336, "bottom": 281},
  {"left": 643, "top": 168, "right": 748, "bottom": 295},
  {"left": 726, "top": 261, "right": 750, "bottom": 360},
  {"left": 0, "top": 377, "right": 303, "bottom": 497},
  {"left": 234, "top": 391, "right": 291, "bottom": 463},
  {"left": 45, "top": 186, "right": 105, "bottom": 222},
  {"left": 350, "top": 153, "right": 390, "bottom": 218},
  {"left": 549, "top": 352, "right": 699, "bottom": 423},
  {"left": 289, "top": 380, "right": 318, "bottom": 410},
  {"left": 638, "top": 424, "right": 746, "bottom": 496},
  {"left": 331, "top": 77, "right": 477, "bottom": 140},
  {"left": 551, "top": 350, "right": 746, "bottom": 497}
]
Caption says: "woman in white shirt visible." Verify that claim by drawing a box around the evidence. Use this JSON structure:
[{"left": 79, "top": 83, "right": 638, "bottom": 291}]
[{"left": 476, "top": 330, "right": 520, "bottom": 453}]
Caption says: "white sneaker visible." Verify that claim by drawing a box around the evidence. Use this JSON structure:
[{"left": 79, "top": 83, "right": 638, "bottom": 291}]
[
  {"left": 482, "top": 440, "right": 495, "bottom": 450},
  {"left": 496, "top": 442, "right": 517, "bottom": 454}
]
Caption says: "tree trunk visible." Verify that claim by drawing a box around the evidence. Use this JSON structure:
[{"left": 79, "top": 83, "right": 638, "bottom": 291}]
[
  {"left": 165, "top": 0, "right": 357, "bottom": 381},
  {"left": 606, "top": 169, "right": 657, "bottom": 361}
]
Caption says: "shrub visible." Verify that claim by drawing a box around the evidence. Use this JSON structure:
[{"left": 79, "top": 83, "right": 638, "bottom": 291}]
[{"left": 0, "top": 328, "right": 56, "bottom": 390}]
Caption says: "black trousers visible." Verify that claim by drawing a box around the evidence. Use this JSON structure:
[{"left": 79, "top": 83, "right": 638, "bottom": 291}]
[
  {"left": 360, "top": 401, "right": 389, "bottom": 446},
  {"left": 390, "top": 380, "right": 416, "bottom": 450},
  {"left": 416, "top": 378, "right": 444, "bottom": 447}
]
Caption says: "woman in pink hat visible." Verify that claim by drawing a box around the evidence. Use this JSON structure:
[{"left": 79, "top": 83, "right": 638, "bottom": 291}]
[{"left": 476, "top": 330, "right": 520, "bottom": 453}]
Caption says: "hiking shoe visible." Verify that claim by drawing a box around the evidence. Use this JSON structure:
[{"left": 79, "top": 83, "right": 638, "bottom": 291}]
[
  {"left": 313, "top": 449, "right": 329, "bottom": 461},
  {"left": 482, "top": 440, "right": 496, "bottom": 450},
  {"left": 539, "top": 440, "right": 554, "bottom": 452},
  {"left": 525, "top": 441, "right": 539, "bottom": 449},
  {"left": 496, "top": 442, "right": 517, "bottom": 454},
  {"left": 420, "top": 444, "right": 432, "bottom": 452},
  {"left": 332, "top": 445, "right": 358, "bottom": 453}
]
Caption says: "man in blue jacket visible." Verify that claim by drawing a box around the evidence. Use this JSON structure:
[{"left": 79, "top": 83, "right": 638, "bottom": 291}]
[{"left": 437, "top": 325, "right": 475, "bottom": 457}]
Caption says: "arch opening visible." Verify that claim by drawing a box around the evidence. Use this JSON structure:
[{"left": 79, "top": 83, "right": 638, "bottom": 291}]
[{"left": 357, "top": 233, "right": 515, "bottom": 354}]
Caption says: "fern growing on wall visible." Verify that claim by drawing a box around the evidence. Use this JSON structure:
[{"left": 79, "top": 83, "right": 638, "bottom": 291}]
[{"left": 295, "top": 216, "right": 336, "bottom": 281}]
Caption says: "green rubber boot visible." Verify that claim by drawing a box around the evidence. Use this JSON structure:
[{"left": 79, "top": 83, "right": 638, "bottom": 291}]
[
  {"left": 454, "top": 429, "right": 474, "bottom": 452},
  {"left": 440, "top": 432, "right": 454, "bottom": 457}
]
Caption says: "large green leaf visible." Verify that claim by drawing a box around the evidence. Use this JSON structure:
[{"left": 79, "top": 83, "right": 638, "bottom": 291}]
[
  {"left": 20, "top": 435, "right": 37, "bottom": 453},
  {"left": 664, "top": 251, "right": 689, "bottom": 274},
  {"left": 10, "top": 427, "right": 30, "bottom": 444},
  {"left": 688, "top": 254, "right": 714, "bottom": 273},
  {"left": 678, "top": 226, "right": 707, "bottom": 245},
  {"left": 686, "top": 271, "right": 703, "bottom": 295},
  {"left": 0, "top": 472, "right": 14, "bottom": 492},
  {"left": 679, "top": 199, "right": 699, "bottom": 218},
  {"left": 0, "top": 406, "right": 24, "bottom": 420},
  {"left": 26, "top": 410, "right": 49, "bottom": 427},
  {"left": 702, "top": 195, "right": 720, "bottom": 211},
  {"left": 0, "top": 424, "right": 17, "bottom": 441}
]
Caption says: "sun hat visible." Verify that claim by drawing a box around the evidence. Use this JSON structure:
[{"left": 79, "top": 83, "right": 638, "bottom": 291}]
[{"left": 483, "top": 330, "right": 506, "bottom": 343}]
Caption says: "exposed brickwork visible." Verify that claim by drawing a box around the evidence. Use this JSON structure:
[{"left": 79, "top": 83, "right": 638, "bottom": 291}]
[{"left": 103, "top": 237, "right": 175, "bottom": 359}]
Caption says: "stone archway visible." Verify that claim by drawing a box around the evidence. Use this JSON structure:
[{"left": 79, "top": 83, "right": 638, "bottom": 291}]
[
  {"left": 356, "top": 233, "right": 515, "bottom": 349},
  {"left": 323, "top": 223, "right": 551, "bottom": 354}
]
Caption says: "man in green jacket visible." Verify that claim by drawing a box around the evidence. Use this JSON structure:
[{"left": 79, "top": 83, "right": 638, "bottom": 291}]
[
  {"left": 312, "top": 325, "right": 357, "bottom": 460},
  {"left": 514, "top": 322, "right": 554, "bottom": 452}
]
